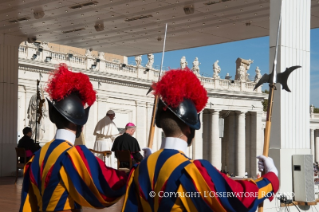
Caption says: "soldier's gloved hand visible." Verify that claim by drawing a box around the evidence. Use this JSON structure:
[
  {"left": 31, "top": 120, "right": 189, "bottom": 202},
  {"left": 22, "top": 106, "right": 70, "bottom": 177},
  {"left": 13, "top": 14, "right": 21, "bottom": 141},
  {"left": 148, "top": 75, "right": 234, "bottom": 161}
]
[
  {"left": 257, "top": 155, "right": 278, "bottom": 176},
  {"left": 142, "top": 147, "right": 153, "bottom": 158}
]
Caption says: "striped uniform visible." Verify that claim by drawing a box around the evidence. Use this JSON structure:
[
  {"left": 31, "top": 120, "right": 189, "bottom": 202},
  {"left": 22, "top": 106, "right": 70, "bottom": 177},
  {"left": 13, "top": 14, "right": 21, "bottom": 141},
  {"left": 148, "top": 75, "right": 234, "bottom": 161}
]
[
  {"left": 19, "top": 139, "right": 127, "bottom": 212},
  {"left": 122, "top": 149, "right": 279, "bottom": 212}
]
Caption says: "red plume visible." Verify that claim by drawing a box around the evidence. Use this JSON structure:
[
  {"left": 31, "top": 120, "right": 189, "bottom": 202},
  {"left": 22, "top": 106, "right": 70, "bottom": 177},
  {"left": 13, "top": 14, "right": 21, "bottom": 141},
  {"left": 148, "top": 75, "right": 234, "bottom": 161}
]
[
  {"left": 45, "top": 63, "right": 96, "bottom": 106},
  {"left": 153, "top": 68, "right": 208, "bottom": 112}
]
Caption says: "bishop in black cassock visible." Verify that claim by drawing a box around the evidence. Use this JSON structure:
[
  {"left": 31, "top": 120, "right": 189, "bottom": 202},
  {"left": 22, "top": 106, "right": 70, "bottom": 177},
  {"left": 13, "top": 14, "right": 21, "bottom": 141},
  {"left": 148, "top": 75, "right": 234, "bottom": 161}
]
[{"left": 111, "top": 123, "right": 143, "bottom": 168}]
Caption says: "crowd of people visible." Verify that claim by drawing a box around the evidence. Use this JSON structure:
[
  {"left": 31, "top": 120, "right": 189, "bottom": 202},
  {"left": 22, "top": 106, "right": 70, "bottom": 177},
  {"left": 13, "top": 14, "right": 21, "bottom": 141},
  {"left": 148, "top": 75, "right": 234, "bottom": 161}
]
[
  {"left": 314, "top": 163, "right": 319, "bottom": 184},
  {"left": 18, "top": 64, "right": 279, "bottom": 212}
]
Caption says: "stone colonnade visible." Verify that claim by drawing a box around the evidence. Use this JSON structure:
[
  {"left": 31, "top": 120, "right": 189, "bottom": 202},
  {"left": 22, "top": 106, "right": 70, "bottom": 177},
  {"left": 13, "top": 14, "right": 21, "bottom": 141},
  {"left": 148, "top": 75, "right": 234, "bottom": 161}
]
[
  {"left": 202, "top": 109, "right": 264, "bottom": 178},
  {"left": 312, "top": 129, "right": 319, "bottom": 163}
]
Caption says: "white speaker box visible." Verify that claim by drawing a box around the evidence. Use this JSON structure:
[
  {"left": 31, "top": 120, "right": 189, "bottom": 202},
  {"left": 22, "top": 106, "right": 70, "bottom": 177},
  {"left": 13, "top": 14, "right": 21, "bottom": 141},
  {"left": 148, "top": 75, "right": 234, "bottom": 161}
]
[{"left": 292, "top": 155, "right": 315, "bottom": 202}]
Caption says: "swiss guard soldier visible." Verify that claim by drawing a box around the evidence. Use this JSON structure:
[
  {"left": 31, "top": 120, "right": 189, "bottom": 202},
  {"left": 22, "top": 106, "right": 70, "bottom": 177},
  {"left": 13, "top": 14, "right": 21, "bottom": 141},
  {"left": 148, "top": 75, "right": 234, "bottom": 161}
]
[
  {"left": 20, "top": 64, "right": 127, "bottom": 212},
  {"left": 122, "top": 68, "right": 279, "bottom": 212}
]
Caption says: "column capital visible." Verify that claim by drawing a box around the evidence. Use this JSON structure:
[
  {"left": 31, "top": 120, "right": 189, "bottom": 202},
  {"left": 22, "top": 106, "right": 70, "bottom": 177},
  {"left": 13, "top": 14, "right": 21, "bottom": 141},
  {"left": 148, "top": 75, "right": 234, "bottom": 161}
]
[
  {"left": 256, "top": 111, "right": 265, "bottom": 116},
  {"left": 228, "top": 111, "right": 236, "bottom": 117},
  {"left": 236, "top": 110, "right": 247, "bottom": 115},
  {"left": 146, "top": 102, "right": 153, "bottom": 108},
  {"left": 211, "top": 109, "right": 221, "bottom": 115},
  {"left": 135, "top": 101, "right": 146, "bottom": 107}
]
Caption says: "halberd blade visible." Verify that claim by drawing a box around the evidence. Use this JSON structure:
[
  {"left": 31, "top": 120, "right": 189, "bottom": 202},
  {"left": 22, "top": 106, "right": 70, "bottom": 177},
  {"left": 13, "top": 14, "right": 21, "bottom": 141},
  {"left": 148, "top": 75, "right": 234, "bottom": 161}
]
[
  {"left": 146, "top": 86, "right": 153, "bottom": 95},
  {"left": 276, "top": 65, "right": 301, "bottom": 92},
  {"left": 254, "top": 73, "right": 271, "bottom": 90}
]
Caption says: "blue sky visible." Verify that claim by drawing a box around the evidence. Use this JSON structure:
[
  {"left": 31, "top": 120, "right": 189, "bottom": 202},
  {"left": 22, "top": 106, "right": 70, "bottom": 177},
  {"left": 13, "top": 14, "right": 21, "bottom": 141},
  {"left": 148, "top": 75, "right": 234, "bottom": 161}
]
[{"left": 128, "top": 28, "right": 319, "bottom": 107}]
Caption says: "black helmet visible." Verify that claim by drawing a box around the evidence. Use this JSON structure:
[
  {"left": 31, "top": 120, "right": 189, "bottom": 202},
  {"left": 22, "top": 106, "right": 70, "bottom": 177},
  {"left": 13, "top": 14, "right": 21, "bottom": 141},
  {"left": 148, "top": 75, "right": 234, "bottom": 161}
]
[
  {"left": 155, "top": 98, "right": 200, "bottom": 130},
  {"left": 47, "top": 92, "right": 90, "bottom": 126}
]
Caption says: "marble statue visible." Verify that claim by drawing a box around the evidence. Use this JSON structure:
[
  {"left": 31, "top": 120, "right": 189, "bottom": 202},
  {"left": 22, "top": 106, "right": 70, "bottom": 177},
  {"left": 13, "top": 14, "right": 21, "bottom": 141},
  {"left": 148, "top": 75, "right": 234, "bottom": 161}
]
[
  {"left": 85, "top": 49, "right": 92, "bottom": 57},
  {"left": 192, "top": 57, "right": 200, "bottom": 74},
  {"left": 146, "top": 54, "right": 154, "bottom": 69},
  {"left": 235, "top": 58, "right": 253, "bottom": 82},
  {"left": 180, "top": 56, "right": 188, "bottom": 69},
  {"left": 98, "top": 52, "right": 105, "bottom": 60},
  {"left": 311, "top": 105, "right": 314, "bottom": 114},
  {"left": 135, "top": 55, "right": 142, "bottom": 67},
  {"left": 27, "top": 86, "right": 46, "bottom": 142},
  {"left": 225, "top": 73, "right": 232, "bottom": 80},
  {"left": 254, "top": 67, "right": 262, "bottom": 83},
  {"left": 237, "top": 65, "right": 246, "bottom": 81},
  {"left": 40, "top": 42, "right": 50, "bottom": 51},
  {"left": 213, "top": 60, "right": 221, "bottom": 79}
]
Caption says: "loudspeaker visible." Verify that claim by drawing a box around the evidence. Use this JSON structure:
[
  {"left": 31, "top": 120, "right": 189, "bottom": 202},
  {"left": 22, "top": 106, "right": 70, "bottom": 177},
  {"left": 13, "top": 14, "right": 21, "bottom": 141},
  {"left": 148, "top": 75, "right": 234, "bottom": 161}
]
[
  {"left": 33, "top": 10, "right": 45, "bottom": 19},
  {"left": 94, "top": 22, "right": 104, "bottom": 32},
  {"left": 292, "top": 155, "right": 315, "bottom": 202},
  {"left": 183, "top": 5, "right": 194, "bottom": 15}
]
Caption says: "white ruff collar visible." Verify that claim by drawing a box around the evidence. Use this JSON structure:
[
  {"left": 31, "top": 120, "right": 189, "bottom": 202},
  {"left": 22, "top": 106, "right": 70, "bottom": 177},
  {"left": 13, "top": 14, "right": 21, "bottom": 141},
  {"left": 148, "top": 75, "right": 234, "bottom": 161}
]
[
  {"left": 161, "top": 137, "right": 188, "bottom": 154},
  {"left": 55, "top": 129, "right": 76, "bottom": 145}
]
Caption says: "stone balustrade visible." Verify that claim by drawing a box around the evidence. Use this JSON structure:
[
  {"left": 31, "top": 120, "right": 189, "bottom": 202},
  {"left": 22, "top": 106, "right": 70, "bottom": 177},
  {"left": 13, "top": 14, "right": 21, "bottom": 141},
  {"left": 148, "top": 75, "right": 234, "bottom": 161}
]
[{"left": 18, "top": 42, "right": 263, "bottom": 93}]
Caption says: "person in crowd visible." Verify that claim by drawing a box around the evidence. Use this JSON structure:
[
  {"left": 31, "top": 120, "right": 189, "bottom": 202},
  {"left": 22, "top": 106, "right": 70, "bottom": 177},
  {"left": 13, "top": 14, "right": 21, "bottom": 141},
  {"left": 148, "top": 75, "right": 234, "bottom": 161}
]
[
  {"left": 93, "top": 110, "right": 120, "bottom": 168},
  {"left": 17, "top": 127, "right": 40, "bottom": 162},
  {"left": 111, "top": 122, "right": 143, "bottom": 168},
  {"left": 121, "top": 68, "right": 279, "bottom": 211},
  {"left": 20, "top": 64, "right": 127, "bottom": 212}
]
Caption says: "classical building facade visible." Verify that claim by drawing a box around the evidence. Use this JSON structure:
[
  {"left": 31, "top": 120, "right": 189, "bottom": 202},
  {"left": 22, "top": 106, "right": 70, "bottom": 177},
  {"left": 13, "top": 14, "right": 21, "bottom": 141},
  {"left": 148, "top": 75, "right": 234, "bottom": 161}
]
[{"left": 17, "top": 42, "right": 319, "bottom": 179}]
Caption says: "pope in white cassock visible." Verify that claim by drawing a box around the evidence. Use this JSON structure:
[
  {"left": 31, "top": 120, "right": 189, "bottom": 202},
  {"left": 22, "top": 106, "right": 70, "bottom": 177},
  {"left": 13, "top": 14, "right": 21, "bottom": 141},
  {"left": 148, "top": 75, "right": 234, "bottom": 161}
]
[{"left": 93, "top": 110, "right": 120, "bottom": 168}]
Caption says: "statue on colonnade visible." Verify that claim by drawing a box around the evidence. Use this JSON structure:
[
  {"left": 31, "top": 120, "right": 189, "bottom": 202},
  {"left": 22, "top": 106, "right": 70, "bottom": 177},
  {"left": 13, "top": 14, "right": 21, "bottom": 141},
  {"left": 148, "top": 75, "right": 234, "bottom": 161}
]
[
  {"left": 135, "top": 55, "right": 142, "bottom": 67},
  {"left": 146, "top": 53, "right": 154, "bottom": 69},
  {"left": 213, "top": 60, "right": 221, "bottom": 79},
  {"left": 98, "top": 52, "right": 105, "bottom": 60},
  {"left": 180, "top": 56, "right": 188, "bottom": 69},
  {"left": 192, "top": 57, "right": 200, "bottom": 74},
  {"left": 310, "top": 105, "right": 314, "bottom": 116},
  {"left": 85, "top": 49, "right": 93, "bottom": 57},
  {"left": 235, "top": 58, "right": 253, "bottom": 82},
  {"left": 254, "top": 66, "right": 262, "bottom": 83}
]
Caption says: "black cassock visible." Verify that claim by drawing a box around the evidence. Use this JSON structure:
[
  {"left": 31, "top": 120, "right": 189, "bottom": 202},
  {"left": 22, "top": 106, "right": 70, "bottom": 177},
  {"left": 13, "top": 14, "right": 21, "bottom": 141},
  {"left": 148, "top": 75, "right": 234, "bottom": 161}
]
[
  {"left": 111, "top": 133, "right": 143, "bottom": 168},
  {"left": 17, "top": 135, "right": 41, "bottom": 162}
]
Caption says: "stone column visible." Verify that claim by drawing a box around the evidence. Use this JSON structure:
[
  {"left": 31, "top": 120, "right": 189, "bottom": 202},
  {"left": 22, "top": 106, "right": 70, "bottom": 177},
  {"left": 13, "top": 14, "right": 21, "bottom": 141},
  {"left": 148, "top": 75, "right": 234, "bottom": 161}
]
[
  {"left": 210, "top": 109, "right": 221, "bottom": 170},
  {"left": 316, "top": 130, "right": 319, "bottom": 163},
  {"left": 310, "top": 129, "right": 315, "bottom": 162},
  {"left": 250, "top": 112, "right": 264, "bottom": 178},
  {"left": 202, "top": 110, "right": 211, "bottom": 161},
  {"left": 84, "top": 90, "right": 98, "bottom": 149},
  {"left": 0, "top": 34, "right": 25, "bottom": 176},
  {"left": 236, "top": 111, "right": 246, "bottom": 177},
  {"left": 193, "top": 112, "right": 203, "bottom": 159},
  {"left": 146, "top": 102, "right": 152, "bottom": 148},
  {"left": 135, "top": 101, "right": 147, "bottom": 148},
  {"left": 227, "top": 112, "right": 236, "bottom": 175},
  {"left": 222, "top": 116, "right": 229, "bottom": 171},
  {"left": 245, "top": 112, "right": 251, "bottom": 176},
  {"left": 268, "top": 0, "right": 311, "bottom": 197}
]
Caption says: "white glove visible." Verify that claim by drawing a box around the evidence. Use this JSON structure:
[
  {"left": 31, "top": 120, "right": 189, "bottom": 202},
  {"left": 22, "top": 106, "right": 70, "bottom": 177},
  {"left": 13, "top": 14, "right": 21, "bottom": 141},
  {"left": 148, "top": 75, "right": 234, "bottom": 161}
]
[
  {"left": 257, "top": 155, "right": 278, "bottom": 177},
  {"left": 142, "top": 147, "right": 153, "bottom": 158}
]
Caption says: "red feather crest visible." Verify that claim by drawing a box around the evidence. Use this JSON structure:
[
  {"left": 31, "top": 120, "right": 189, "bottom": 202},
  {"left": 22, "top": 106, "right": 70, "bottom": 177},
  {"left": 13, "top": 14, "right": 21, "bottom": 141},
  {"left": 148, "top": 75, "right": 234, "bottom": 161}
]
[
  {"left": 153, "top": 68, "right": 208, "bottom": 112},
  {"left": 45, "top": 63, "right": 96, "bottom": 106}
]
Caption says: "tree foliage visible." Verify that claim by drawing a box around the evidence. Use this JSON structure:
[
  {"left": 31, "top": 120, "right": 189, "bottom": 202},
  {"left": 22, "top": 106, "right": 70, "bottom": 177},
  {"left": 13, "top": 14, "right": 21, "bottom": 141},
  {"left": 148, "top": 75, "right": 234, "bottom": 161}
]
[{"left": 262, "top": 90, "right": 269, "bottom": 112}]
